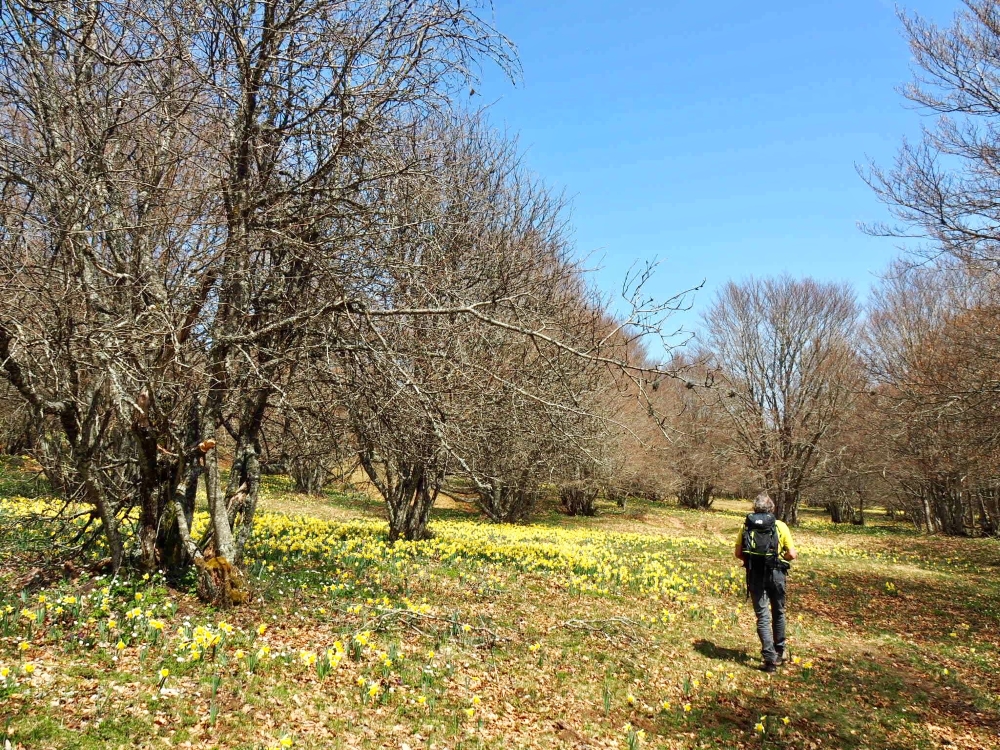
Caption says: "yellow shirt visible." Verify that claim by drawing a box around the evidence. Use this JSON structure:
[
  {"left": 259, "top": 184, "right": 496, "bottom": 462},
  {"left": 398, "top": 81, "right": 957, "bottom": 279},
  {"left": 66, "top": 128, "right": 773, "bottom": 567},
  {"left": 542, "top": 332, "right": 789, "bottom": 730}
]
[{"left": 736, "top": 519, "right": 794, "bottom": 559}]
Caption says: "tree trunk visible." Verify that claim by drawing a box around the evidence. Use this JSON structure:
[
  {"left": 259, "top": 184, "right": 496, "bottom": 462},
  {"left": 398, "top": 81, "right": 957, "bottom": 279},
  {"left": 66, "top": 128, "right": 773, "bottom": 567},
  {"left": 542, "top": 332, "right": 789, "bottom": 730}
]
[
  {"left": 359, "top": 451, "right": 439, "bottom": 543},
  {"left": 677, "top": 478, "right": 713, "bottom": 509},
  {"left": 158, "top": 460, "right": 201, "bottom": 575},
  {"left": 560, "top": 484, "right": 598, "bottom": 516},
  {"left": 203, "top": 445, "right": 236, "bottom": 559},
  {"left": 387, "top": 483, "right": 436, "bottom": 542},
  {"left": 134, "top": 419, "right": 162, "bottom": 572},
  {"left": 291, "top": 456, "right": 327, "bottom": 495},
  {"left": 977, "top": 489, "right": 997, "bottom": 536},
  {"left": 233, "top": 440, "right": 261, "bottom": 566},
  {"left": 478, "top": 482, "right": 536, "bottom": 523},
  {"left": 158, "top": 400, "right": 203, "bottom": 574},
  {"left": 773, "top": 487, "right": 800, "bottom": 525},
  {"left": 195, "top": 556, "right": 250, "bottom": 607},
  {"left": 851, "top": 491, "right": 865, "bottom": 525},
  {"left": 828, "top": 497, "right": 851, "bottom": 524}
]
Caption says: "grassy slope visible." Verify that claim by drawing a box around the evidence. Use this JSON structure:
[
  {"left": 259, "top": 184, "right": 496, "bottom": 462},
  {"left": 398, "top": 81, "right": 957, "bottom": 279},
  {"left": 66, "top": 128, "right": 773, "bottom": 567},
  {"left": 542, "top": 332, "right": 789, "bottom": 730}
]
[{"left": 1, "top": 466, "right": 999, "bottom": 750}]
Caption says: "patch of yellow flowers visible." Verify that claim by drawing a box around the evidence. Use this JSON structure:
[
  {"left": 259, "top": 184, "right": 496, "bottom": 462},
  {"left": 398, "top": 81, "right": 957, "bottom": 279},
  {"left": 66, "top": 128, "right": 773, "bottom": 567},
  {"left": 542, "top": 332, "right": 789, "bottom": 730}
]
[
  {"left": 9, "top": 494, "right": 923, "bottom": 604},
  {"left": 229, "top": 510, "right": 746, "bottom": 601}
]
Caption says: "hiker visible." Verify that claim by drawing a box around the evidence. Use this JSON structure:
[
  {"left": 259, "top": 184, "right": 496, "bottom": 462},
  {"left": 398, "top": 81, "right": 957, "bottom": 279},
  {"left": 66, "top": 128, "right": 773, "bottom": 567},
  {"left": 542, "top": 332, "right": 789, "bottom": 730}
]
[{"left": 735, "top": 492, "right": 797, "bottom": 672}]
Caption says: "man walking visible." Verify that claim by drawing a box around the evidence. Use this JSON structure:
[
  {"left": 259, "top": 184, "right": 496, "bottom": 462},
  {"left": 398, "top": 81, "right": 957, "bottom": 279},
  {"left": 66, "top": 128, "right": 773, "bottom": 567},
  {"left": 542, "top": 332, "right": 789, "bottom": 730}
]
[{"left": 735, "top": 492, "right": 797, "bottom": 672}]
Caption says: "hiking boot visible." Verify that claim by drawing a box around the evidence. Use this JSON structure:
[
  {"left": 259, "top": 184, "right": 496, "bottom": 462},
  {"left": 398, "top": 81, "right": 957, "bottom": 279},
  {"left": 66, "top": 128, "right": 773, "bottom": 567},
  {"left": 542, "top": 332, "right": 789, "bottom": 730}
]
[{"left": 761, "top": 661, "right": 778, "bottom": 673}]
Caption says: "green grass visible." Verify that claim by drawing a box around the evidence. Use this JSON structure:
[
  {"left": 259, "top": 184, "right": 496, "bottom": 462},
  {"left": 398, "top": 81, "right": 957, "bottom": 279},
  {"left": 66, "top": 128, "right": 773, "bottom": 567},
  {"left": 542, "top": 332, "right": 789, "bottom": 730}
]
[
  {"left": 0, "top": 455, "right": 51, "bottom": 498},
  {"left": 1, "top": 460, "right": 999, "bottom": 749}
]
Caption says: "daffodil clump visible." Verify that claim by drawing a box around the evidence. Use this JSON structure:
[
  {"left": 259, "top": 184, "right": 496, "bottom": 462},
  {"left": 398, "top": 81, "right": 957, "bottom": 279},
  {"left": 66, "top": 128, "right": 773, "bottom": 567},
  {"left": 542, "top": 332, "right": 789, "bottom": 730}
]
[
  {"left": 3, "top": 495, "right": 746, "bottom": 602},
  {"left": 232, "top": 510, "right": 750, "bottom": 602},
  {"left": 2, "top": 493, "right": 956, "bottom": 605}
]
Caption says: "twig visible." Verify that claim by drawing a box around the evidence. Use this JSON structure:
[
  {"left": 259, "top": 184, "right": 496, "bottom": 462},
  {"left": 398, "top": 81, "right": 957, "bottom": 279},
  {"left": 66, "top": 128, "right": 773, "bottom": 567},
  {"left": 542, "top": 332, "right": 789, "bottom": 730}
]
[
  {"left": 359, "top": 606, "right": 510, "bottom": 647},
  {"left": 557, "top": 617, "right": 643, "bottom": 643}
]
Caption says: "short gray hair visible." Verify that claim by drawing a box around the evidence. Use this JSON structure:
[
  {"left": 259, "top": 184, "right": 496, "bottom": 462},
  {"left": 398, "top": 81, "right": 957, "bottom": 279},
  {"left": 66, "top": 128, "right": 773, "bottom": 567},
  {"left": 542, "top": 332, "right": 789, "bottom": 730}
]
[{"left": 754, "top": 492, "right": 775, "bottom": 514}]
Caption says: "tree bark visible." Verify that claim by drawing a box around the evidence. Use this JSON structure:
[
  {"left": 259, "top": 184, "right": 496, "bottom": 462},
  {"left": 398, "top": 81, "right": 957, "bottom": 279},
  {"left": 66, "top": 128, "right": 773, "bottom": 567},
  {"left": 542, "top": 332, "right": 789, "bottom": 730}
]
[{"left": 561, "top": 485, "right": 598, "bottom": 516}]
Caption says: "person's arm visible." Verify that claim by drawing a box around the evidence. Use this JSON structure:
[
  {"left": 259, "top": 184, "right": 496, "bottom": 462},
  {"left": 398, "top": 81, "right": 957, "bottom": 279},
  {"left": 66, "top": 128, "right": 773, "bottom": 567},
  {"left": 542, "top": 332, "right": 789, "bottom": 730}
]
[
  {"left": 734, "top": 536, "right": 745, "bottom": 562},
  {"left": 779, "top": 523, "right": 798, "bottom": 560}
]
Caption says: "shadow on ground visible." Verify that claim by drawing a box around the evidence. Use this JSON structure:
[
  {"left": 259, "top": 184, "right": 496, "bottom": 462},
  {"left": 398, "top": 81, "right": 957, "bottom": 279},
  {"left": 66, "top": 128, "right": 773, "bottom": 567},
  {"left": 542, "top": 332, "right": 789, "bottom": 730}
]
[
  {"left": 681, "top": 642, "right": 1000, "bottom": 750},
  {"left": 693, "top": 639, "right": 754, "bottom": 666}
]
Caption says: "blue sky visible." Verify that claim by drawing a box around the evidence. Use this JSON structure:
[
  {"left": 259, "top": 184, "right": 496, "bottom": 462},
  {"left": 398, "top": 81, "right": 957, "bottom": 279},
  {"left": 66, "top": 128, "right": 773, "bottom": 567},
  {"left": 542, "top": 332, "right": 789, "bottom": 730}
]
[{"left": 476, "top": 0, "right": 957, "bottom": 352}]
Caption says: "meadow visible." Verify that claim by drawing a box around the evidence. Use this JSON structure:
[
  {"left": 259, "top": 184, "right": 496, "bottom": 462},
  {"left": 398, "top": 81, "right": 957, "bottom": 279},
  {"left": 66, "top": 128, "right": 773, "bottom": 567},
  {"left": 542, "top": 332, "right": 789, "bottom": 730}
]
[{"left": 1, "top": 463, "right": 999, "bottom": 750}]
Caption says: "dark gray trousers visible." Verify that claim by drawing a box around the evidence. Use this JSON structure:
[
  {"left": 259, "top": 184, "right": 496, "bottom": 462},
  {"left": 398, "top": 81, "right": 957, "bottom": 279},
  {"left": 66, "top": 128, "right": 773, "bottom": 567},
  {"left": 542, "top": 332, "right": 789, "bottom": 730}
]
[{"left": 748, "top": 568, "right": 787, "bottom": 665}]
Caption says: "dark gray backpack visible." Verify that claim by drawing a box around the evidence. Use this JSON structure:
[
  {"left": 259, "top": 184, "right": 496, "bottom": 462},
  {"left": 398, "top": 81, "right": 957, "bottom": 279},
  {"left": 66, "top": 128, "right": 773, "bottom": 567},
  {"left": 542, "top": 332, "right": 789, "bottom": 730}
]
[{"left": 741, "top": 512, "right": 780, "bottom": 573}]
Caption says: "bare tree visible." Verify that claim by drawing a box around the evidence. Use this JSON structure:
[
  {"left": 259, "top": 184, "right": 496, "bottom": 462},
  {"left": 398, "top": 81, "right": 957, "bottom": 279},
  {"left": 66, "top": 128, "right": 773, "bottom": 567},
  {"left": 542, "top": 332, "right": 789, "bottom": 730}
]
[
  {"left": 0, "top": 0, "right": 517, "bottom": 598},
  {"left": 259, "top": 371, "right": 355, "bottom": 496},
  {"left": 861, "top": 1, "right": 1000, "bottom": 536},
  {"left": 703, "top": 276, "right": 861, "bottom": 523},
  {"left": 864, "top": 260, "right": 1000, "bottom": 534},
  {"left": 865, "top": 1, "right": 1000, "bottom": 270},
  {"left": 600, "top": 387, "right": 677, "bottom": 505},
  {"left": 0, "top": 381, "right": 37, "bottom": 456},
  {"left": 805, "top": 392, "right": 885, "bottom": 525},
  {"left": 0, "top": 0, "right": 693, "bottom": 591},
  {"left": 0, "top": 0, "right": 220, "bottom": 574},
  {"left": 452, "top": 303, "right": 621, "bottom": 523},
  {"left": 644, "top": 353, "right": 735, "bottom": 509},
  {"left": 339, "top": 115, "right": 626, "bottom": 532}
]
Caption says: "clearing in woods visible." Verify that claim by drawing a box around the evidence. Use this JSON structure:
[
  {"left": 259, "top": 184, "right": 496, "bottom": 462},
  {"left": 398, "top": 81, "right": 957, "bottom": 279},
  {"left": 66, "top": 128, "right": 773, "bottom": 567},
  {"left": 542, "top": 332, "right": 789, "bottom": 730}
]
[{"left": 1, "top": 462, "right": 999, "bottom": 749}]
